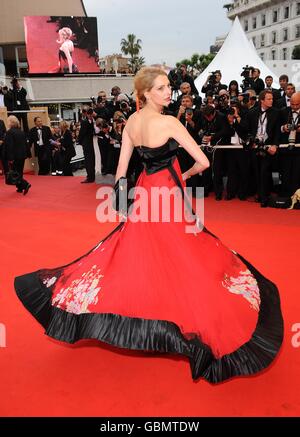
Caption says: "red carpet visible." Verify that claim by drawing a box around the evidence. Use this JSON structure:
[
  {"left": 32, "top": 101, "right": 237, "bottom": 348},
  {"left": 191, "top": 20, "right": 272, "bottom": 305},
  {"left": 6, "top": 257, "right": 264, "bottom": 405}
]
[
  {"left": 25, "top": 16, "right": 98, "bottom": 73},
  {"left": 0, "top": 175, "right": 299, "bottom": 416}
]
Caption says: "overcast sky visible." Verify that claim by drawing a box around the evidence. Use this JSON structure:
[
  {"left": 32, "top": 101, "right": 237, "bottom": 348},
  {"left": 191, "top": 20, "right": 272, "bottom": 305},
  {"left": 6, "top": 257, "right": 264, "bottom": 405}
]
[{"left": 83, "top": 0, "right": 231, "bottom": 66}]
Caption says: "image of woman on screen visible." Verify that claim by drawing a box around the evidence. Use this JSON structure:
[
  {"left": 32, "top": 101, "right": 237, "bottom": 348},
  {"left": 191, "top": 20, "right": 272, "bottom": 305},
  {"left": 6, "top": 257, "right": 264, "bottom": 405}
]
[{"left": 56, "top": 27, "right": 79, "bottom": 73}]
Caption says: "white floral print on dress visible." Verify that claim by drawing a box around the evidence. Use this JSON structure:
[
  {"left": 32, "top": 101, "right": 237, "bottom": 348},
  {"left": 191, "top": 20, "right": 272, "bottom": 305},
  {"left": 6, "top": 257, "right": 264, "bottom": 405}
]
[
  {"left": 222, "top": 269, "right": 261, "bottom": 311},
  {"left": 52, "top": 265, "right": 104, "bottom": 314}
]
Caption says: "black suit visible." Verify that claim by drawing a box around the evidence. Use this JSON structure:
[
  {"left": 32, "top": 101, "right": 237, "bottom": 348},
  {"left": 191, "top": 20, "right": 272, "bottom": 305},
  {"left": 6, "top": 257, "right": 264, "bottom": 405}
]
[
  {"left": 2, "top": 127, "right": 30, "bottom": 191},
  {"left": 78, "top": 118, "right": 95, "bottom": 181},
  {"left": 11, "top": 86, "right": 30, "bottom": 132},
  {"left": 279, "top": 107, "right": 300, "bottom": 195},
  {"left": 199, "top": 111, "right": 232, "bottom": 197},
  {"left": 249, "top": 77, "right": 265, "bottom": 96},
  {"left": 0, "top": 119, "right": 8, "bottom": 173},
  {"left": 29, "top": 125, "right": 52, "bottom": 175},
  {"left": 60, "top": 129, "right": 76, "bottom": 176},
  {"left": 201, "top": 82, "right": 227, "bottom": 96},
  {"left": 226, "top": 117, "right": 250, "bottom": 199},
  {"left": 275, "top": 96, "right": 290, "bottom": 109},
  {"left": 246, "top": 106, "right": 280, "bottom": 202}
]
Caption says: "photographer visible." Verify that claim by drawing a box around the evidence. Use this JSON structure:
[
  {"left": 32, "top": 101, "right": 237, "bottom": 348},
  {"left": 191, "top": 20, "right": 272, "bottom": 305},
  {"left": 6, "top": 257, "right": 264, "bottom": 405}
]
[
  {"left": 238, "top": 89, "right": 258, "bottom": 112},
  {"left": 201, "top": 70, "right": 227, "bottom": 96},
  {"left": 176, "top": 95, "right": 202, "bottom": 195},
  {"left": 0, "top": 84, "right": 13, "bottom": 110},
  {"left": 199, "top": 105, "right": 231, "bottom": 199},
  {"left": 226, "top": 103, "right": 250, "bottom": 200},
  {"left": 174, "top": 82, "right": 202, "bottom": 111},
  {"left": 249, "top": 68, "right": 265, "bottom": 96},
  {"left": 279, "top": 91, "right": 300, "bottom": 196},
  {"left": 78, "top": 108, "right": 96, "bottom": 183},
  {"left": 215, "top": 90, "right": 230, "bottom": 116},
  {"left": 94, "top": 95, "right": 111, "bottom": 121},
  {"left": 10, "top": 78, "right": 30, "bottom": 132},
  {"left": 245, "top": 90, "right": 280, "bottom": 207},
  {"left": 117, "top": 95, "right": 134, "bottom": 119},
  {"left": 168, "top": 64, "right": 199, "bottom": 96},
  {"left": 107, "top": 86, "right": 122, "bottom": 114}
]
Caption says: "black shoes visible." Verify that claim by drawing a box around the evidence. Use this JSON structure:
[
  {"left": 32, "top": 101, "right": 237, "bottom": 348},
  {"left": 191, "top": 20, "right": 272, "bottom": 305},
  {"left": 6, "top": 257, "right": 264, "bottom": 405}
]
[
  {"left": 260, "top": 200, "right": 269, "bottom": 208},
  {"left": 81, "top": 179, "right": 95, "bottom": 184},
  {"left": 225, "top": 194, "right": 235, "bottom": 201},
  {"left": 23, "top": 184, "right": 31, "bottom": 195}
]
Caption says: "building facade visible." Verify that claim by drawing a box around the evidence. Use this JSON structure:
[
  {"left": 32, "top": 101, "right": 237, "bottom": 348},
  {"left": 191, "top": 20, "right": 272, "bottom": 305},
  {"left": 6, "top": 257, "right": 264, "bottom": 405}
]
[{"left": 226, "top": 0, "right": 300, "bottom": 61}]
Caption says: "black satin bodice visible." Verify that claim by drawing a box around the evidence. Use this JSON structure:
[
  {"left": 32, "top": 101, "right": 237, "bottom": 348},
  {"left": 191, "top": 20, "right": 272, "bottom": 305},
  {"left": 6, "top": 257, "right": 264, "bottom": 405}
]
[{"left": 135, "top": 138, "right": 178, "bottom": 175}]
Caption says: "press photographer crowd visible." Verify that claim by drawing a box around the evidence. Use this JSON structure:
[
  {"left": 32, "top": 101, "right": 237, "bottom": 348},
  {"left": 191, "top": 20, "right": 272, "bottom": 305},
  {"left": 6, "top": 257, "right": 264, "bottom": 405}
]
[{"left": 0, "top": 65, "right": 300, "bottom": 208}]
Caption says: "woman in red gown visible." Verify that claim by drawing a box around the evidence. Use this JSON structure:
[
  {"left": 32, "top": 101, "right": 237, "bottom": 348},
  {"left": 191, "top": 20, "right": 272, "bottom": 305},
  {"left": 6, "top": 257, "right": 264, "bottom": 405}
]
[{"left": 15, "top": 68, "right": 283, "bottom": 383}]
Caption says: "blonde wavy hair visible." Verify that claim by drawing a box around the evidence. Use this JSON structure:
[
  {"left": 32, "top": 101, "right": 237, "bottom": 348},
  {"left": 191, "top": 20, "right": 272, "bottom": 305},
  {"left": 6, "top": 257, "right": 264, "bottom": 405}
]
[
  {"left": 7, "top": 115, "right": 20, "bottom": 129},
  {"left": 134, "top": 67, "right": 167, "bottom": 104}
]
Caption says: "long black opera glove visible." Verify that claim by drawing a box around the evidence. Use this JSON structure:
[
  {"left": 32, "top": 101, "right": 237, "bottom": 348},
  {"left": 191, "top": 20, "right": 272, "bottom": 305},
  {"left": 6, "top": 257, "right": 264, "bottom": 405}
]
[{"left": 112, "top": 176, "right": 135, "bottom": 215}]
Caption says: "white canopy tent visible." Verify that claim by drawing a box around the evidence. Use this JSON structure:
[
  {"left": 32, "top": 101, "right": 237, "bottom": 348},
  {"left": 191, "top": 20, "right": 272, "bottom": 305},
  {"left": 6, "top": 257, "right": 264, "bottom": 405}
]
[{"left": 195, "top": 17, "right": 279, "bottom": 95}]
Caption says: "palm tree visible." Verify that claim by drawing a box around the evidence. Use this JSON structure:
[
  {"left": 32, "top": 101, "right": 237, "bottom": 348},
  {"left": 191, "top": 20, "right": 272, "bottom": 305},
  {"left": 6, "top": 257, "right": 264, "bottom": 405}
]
[
  {"left": 121, "top": 34, "right": 142, "bottom": 69},
  {"left": 129, "top": 56, "right": 145, "bottom": 73}
]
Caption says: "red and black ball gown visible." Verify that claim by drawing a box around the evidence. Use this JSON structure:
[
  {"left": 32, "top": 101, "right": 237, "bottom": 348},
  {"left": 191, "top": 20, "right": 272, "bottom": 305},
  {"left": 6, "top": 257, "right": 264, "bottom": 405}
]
[{"left": 15, "top": 139, "right": 283, "bottom": 383}]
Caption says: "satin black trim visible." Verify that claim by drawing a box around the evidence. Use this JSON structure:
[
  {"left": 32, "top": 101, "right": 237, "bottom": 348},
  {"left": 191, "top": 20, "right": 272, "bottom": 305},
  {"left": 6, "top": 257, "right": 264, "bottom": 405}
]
[{"left": 14, "top": 239, "right": 283, "bottom": 384}]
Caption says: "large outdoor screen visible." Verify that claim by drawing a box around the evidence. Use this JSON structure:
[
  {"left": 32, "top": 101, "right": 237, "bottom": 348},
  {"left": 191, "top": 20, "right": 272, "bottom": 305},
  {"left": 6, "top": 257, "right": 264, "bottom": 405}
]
[{"left": 24, "top": 16, "right": 99, "bottom": 74}]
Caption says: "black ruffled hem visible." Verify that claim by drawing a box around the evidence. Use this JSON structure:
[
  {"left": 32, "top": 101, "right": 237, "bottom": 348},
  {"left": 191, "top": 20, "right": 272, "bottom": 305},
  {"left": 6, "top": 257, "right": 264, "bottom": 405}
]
[{"left": 14, "top": 252, "right": 283, "bottom": 384}]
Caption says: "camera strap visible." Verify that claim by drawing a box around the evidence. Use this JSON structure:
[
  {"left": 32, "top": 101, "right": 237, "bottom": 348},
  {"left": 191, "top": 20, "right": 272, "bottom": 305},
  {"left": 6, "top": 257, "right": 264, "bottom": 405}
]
[
  {"left": 292, "top": 112, "right": 300, "bottom": 127},
  {"left": 258, "top": 111, "right": 268, "bottom": 140}
]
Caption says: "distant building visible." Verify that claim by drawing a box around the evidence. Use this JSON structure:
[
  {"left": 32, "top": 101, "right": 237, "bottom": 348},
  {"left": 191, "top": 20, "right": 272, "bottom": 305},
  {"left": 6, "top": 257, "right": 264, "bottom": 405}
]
[
  {"left": 225, "top": 0, "right": 300, "bottom": 61},
  {"left": 210, "top": 35, "right": 227, "bottom": 54},
  {"left": 98, "top": 54, "right": 131, "bottom": 74}
]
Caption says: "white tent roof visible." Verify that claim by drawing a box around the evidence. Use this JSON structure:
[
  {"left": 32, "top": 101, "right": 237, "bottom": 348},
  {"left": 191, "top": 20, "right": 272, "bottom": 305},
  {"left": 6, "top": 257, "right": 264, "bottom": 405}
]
[{"left": 195, "top": 17, "right": 279, "bottom": 95}]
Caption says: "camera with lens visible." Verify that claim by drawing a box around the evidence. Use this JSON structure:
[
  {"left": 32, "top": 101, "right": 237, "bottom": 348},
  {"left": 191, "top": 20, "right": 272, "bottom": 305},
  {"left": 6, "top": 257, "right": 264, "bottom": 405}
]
[
  {"left": 287, "top": 122, "right": 298, "bottom": 150},
  {"left": 167, "top": 68, "right": 182, "bottom": 91},
  {"left": 208, "top": 71, "right": 220, "bottom": 88},
  {"left": 116, "top": 116, "right": 126, "bottom": 124},
  {"left": 90, "top": 96, "right": 97, "bottom": 105},
  {"left": 199, "top": 130, "right": 214, "bottom": 150},
  {"left": 240, "top": 65, "right": 254, "bottom": 92},
  {"left": 228, "top": 106, "right": 236, "bottom": 116},
  {"left": 254, "top": 137, "right": 269, "bottom": 157},
  {"left": 241, "top": 134, "right": 254, "bottom": 151},
  {"left": 185, "top": 108, "right": 193, "bottom": 117},
  {"left": 239, "top": 92, "right": 250, "bottom": 104},
  {"left": 120, "top": 101, "right": 129, "bottom": 110}
]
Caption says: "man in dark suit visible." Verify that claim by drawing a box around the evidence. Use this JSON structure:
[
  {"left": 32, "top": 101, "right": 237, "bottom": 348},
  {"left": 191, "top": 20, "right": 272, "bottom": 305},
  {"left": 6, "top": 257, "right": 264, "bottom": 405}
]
[
  {"left": 199, "top": 105, "right": 232, "bottom": 199},
  {"left": 279, "top": 91, "right": 300, "bottom": 196},
  {"left": 249, "top": 68, "right": 265, "bottom": 96},
  {"left": 201, "top": 70, "right": 227, "bottom": 97},
  {"left": 28, "top": 117, "right": 52, "bottom": 175},
  {"left": 276, "top": 74, "right": 289, "bottom": 100},
  {"left": 78, "top": 108, "right": 96, "bottom": 183},
  {"left": 10, "top": 78, "right": 30, "bottom": 132},
  {"left": 0, "top": 118, "right": 8, "bottom": 174},
  {"left": 264, "top": 75, "right": 281, "bottom": 101},
  {"left": 275, "top": 83, "right": 295, "bottom": 109},
  {"left": 246, "top": 90, "right": 280, "bottom": 207}
]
